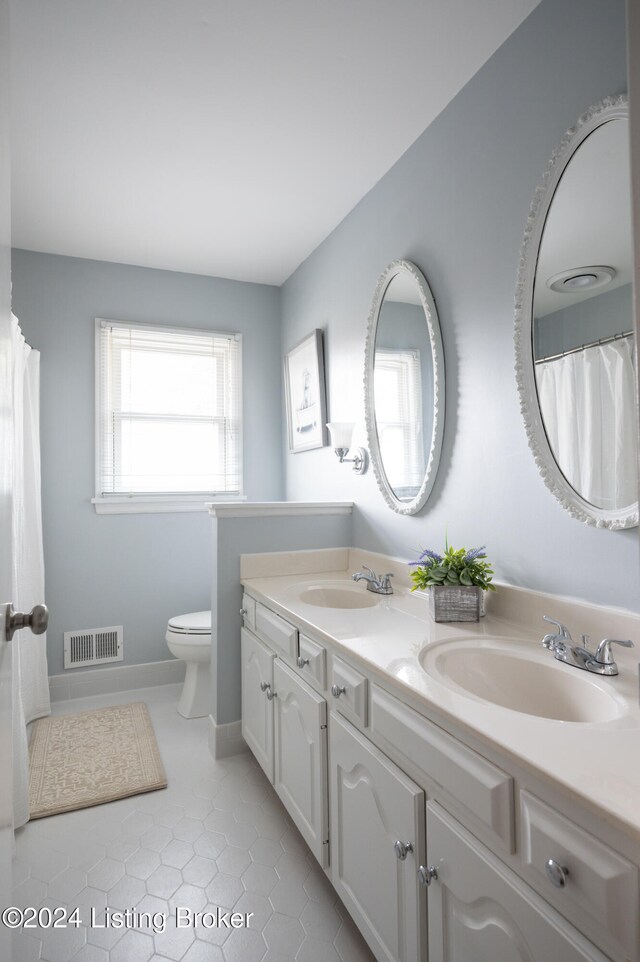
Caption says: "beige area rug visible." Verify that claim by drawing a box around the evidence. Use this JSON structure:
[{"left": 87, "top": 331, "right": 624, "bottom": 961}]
[{"left": 29, "top": 702, "right": 167, "bottom": 819}]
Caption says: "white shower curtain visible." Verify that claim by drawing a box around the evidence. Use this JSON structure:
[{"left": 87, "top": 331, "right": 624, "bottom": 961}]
[
  {"left": 11, "top": 314, "right": 50, "bottom": 829},
  {"left": 536, "top": 337, "right": 638, "bottom": 510}
]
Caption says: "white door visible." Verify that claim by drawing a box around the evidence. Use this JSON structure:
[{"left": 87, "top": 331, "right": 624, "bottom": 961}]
[
  {"left": 427, "top": 802, "right": 609, "bottom": 962},
  {"left": 0, "top": 0, "right": 14, "bottom": 952},
  {"left": 240, "top": 628, "right": 275, "bottom": 781},
  {"left": 273, "top": 659, "right": 328, "bottom": 867},
  {"left": 330, "top": 711, "right": 426, "bottom": 962}
]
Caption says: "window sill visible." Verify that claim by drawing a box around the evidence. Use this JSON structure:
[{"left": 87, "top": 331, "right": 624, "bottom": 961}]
[{"left": 92, "top": 496, "right": 247, "bottom": 515}]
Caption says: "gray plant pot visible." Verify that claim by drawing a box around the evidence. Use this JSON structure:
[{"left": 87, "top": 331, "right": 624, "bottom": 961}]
[{"left": 429, "top": 585, "right": 482, "bottom": 622}]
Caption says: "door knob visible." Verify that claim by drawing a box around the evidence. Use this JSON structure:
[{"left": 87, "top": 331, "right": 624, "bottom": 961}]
[
  {"left": 4, "top": 603, "right": 48, "bottom": 642},
  {"left": 417, "top": 865, "right": 438, "bottom": 887},
  {"left": 394, "top": 840, "right": 413, "bottom": 860}
]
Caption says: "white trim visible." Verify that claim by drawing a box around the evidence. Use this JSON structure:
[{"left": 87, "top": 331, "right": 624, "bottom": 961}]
[
  {"left": 208, "top": 716, "right": 248, "bottom": 759},
  {"left": 207, "top": 501, "right": 353, "bottom": 518},
  {"left": 364, "top": 260, "right": 445, "bottom": 516},
  {"left": 514, "top": 95, "right": 638, "bottom": 530},
  {"left": 48, "top": 658, "right": 185, "bottom": 702},
  {"left": 93, "top": 495, "right": 246, "bottom": 515}
]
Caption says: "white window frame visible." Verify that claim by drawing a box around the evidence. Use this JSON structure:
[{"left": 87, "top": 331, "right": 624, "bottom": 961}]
[{"left": 93, "top": 318, "right": 245, "bottom": 514}]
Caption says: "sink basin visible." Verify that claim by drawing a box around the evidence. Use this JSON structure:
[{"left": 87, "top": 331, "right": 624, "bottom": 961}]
[
  {"left": 298, "top": 585, "right": 379, "bottom": 609},
  {"left": 420, "top": 638, "right": 625, "bottom": 723}
]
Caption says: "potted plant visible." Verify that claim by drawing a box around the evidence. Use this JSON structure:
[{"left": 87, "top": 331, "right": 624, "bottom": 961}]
[{"left": 410, "top": 542, "right": 496, "bottom": 622}]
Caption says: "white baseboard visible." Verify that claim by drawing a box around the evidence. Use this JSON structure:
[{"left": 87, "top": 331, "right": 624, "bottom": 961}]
[
  {"left": 48, "top": 658, "right": 186, "bottom": 703},
  {"left": 208, "top": 716, "right": 248, "bottom": 760}
]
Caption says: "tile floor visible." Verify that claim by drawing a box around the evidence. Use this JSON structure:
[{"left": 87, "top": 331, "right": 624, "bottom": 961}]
[{"left": 12, "top": 684, "right": 375, "bottom": 962}]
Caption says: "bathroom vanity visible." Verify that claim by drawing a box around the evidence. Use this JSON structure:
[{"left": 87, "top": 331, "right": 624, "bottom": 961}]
[{"left": 239, "top": 548, "right": 640, "bottom": 962}]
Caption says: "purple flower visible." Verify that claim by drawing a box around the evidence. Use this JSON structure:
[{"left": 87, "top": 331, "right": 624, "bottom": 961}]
[
  {"left": 464, "top": 546, "right": 486, "bottom": 563},
  {"left": 418, "top": 548, "right": 442, "bottom": 564}
]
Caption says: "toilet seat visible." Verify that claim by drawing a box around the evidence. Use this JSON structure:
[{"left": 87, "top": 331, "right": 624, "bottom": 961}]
[{"left": 167, "top": 610, "right": 211, "bottom": 634}]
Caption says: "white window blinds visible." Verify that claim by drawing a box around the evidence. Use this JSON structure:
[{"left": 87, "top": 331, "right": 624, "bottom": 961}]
[
  {"left": 97, "top": 320, "right": 242, "bottom": 496},
  {"left": 374, "top": 348, "right": 425, "bottom": 496}
]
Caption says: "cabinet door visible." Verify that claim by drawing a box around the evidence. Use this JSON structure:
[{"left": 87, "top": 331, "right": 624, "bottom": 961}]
[
  {"left": 273, "top": 660, "right": 328, "bottom": 867},
  {"left": 241, "top": 628, "right": 275, "bottom": 781},
  {"left": 330, "top": 711, "right": 426, "bottom": 962},
  {"left": 427, "top": 802, "right": 610, "bottom": 962}
]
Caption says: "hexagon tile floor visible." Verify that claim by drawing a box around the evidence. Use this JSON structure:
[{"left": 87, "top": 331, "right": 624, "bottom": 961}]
[{"left": 12, "top": 684, "right": 375, "bottom": 962}]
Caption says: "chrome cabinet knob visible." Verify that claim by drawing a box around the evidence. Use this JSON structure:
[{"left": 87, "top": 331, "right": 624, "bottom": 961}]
[
  {"left": 297, "top": 656, "right": 309, "bottom": 668},
  {"left": 4, "top": 603, "right": 49, "bottom": 642},
  {"left": 545, "top": 859, "right": 569, "bottom": 888},
  {"left": 240, "top": 608, "right": 247, "bottom": 616},
  {"left": 417, "top": 865, "right": 438, "bottom": 887},
  {"left": 266, "top": 688, "right": 277, "bottom": 700},
  {"left": 260, "top": 681, "right": 270, "bottom": 692},
  {"left": 394, "top": 840, "right": 413, "bottom": 861},
  {"left": 331, "top": 684, "right": 346, "bottom": 698}
]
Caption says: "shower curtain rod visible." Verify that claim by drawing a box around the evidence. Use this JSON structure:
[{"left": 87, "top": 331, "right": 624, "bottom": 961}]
[{"left": 534, "top": 329, "right": 634, "bottom": 364}]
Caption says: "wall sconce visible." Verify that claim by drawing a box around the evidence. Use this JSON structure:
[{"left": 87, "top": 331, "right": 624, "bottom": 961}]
[{"left": 326, "top": 422, "right": 368, "bottom": 475}]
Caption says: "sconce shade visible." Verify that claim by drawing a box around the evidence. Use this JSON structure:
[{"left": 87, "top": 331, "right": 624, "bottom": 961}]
[{"left": 326, "top": 422, "right": 355, "bottom": 449}]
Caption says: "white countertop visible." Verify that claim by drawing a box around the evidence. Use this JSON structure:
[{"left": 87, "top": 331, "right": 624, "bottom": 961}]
[{"left": 241, "top": 565, "right": 640, "bottom": 843}]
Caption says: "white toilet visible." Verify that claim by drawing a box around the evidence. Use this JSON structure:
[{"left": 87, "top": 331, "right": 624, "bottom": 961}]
[{"left": 165, "top": 610, "right": 212, "bottom": 718}]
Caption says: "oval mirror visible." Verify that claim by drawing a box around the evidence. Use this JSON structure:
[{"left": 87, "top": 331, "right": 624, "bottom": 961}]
[
  {"left": 515, "top": 96, "right": 638, "bottom": 528},
  {"left": 364, "top": 260, "right": 445, "bottom": 515}
]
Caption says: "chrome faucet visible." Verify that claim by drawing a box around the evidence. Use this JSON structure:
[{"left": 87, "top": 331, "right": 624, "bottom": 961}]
[
  {"left": 541, "top": 615, "right": 634, "bottom": 676},
  {"left": 352, "top": 565, "right": 394, "bottom": 595}
]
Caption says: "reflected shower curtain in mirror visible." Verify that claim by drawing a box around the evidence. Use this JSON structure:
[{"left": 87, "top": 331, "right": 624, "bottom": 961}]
[
  {"left": 536, "top": 337, "right": 638, "bottom": 510},
  {"left": 11, "top": 315, "right": 50, "bottom": 828}
]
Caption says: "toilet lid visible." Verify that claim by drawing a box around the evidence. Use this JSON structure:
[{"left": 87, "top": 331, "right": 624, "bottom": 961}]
[{"left": 168, "top": 610, "right": 211, "bottom": 634}]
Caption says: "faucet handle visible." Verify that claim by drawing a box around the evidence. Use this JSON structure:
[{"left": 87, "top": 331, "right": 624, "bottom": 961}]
[
  {"left": 542, "top": 615, "right": 571, "bottom": 648},
  {"left": 362, "top": 565, "right": 378, "bottom": 579},
  {"left": 593, "top": 638, "right": 634, "bottom": 666}
]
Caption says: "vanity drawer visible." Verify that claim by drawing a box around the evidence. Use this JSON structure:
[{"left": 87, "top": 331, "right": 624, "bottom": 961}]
[
  {"left": 519, "top": 791, "right": 639, "bottom": 961},
  {"left": 241, "top": 593, "right": 256, "bottom": 631},
  {"left": 297, "top": 633, "right": 326, "bottom": 689},
  {"left": 255, "top": 603, "right": 298, "bottom": 659},
  {"left": 330, "top": 656, "right": 367, "bottom": 726},
  {"left": 369, "top": 684, "right": 514, "bottom": 853}
]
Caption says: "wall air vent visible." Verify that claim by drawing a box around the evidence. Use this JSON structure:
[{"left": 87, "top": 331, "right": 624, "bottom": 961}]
[{"left": 63, "top": 625, "right": 124, "bottom": 669}]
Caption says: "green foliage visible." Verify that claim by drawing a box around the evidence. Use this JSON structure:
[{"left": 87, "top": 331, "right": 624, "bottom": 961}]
[{"left": 410, "top": 543, "right": 496, "bottom": 592}]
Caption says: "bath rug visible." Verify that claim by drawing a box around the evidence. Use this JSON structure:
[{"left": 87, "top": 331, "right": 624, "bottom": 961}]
[{"left": 28, "top": 702, "right": 167, "bottom": 819}]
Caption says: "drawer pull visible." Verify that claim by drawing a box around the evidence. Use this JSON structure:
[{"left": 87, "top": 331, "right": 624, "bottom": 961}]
[
  {"left": 266, "top": 688, "right": 277, "bottom": 701},
  {"left": 260, "top": 681, "right": 270, "bottom": 692},
  {"left": 331, "top": 684, "right": 347, "bottom": 698},
  {"left": 297, "top": 656, "right": 310, "bottom": 668},
  {"left": 545, "top": 858, "right": 569, "bottom": 888},
  {"left": 394, "top": 840, "right": 413, "bottom": 861},
  {"left": 240, "top": 608, "right": 247, "bottom": 616},
  {"left": 417, "top": 865, "right": 438, "bottom": 887}
]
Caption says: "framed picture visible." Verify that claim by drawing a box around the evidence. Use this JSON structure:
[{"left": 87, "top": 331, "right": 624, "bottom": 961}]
[{"left": 284, "top": 329, "right": 328, "bottom": 453}]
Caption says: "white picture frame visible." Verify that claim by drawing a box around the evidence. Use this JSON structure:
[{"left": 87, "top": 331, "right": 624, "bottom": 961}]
[{"left": 284, "top": 329, "right": 328, "bottom": 453}]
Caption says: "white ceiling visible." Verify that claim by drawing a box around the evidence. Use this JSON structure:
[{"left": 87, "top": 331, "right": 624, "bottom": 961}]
[{"left": 9, "top": 0, "right": 541, "bottom": 286}]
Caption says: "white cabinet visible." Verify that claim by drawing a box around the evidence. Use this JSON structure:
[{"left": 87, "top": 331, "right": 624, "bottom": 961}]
[
  {"left": 426, "top": 802, "right": 610, "bottom": 962},
  {"left": 273, "top": 660, "right": 329, "bottom": 867},
  {"left": 329, "top": 711, "right": 426, "bottom": 962},
  {"left": 240, "top": 627, "right": 275, "bottom": 780},
  {"left": 241, "top": 623, "right": 329, "bottom": 867}
]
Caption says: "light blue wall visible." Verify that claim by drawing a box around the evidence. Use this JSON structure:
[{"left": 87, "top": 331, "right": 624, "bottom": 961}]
[
  {"left": 534, "top": 283, "right": 633, "bottom": 359},
  {"left": 212, "top": 513, "right": 353, "bottom": 725},
  {"left": 281, "top": 0, "right": 639, "bottom": 612},
  {"left": 11, "top": 250, "right": 284, "bottom": 674}
]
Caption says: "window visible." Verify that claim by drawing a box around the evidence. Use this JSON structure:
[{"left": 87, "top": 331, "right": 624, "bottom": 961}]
[
  {"left": 374, "top": 348, "right": 425, "bottom": 498},
  {"left": 95, "top": 319, "right": 242, "bottom": 511}
]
